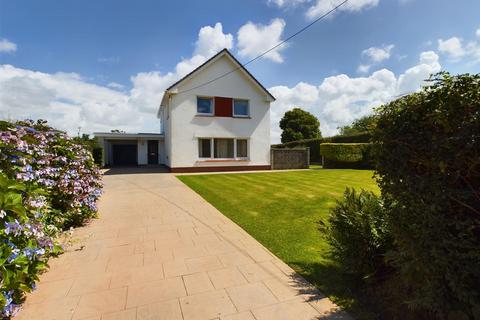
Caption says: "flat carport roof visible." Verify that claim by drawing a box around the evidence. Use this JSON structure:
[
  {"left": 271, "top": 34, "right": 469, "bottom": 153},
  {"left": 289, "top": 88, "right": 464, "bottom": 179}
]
[{"left": 94, "top": 132, "right": 164, "bottom": 139}]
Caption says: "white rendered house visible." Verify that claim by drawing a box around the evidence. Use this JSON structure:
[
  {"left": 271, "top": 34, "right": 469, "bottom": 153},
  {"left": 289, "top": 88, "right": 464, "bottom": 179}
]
[{"left": 95, "top": 49, "right": 275, "bottom": 172}]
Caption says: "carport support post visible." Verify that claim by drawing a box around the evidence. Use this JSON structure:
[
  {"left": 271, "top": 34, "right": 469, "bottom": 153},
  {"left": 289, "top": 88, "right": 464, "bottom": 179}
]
[{"left": 96, "top": 137, "right": 106, "bottom": 167}]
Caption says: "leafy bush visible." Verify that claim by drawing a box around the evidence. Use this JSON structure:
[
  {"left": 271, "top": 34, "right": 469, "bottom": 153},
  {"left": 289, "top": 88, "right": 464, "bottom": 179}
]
[
  {"left": 0, "top": 174, "right": 62, "bottom": 317},
  {"left": 373, "top": 72, "right": 480, "bottom": 318},
  {"left": 320, "top": 188, "right": 392, "bottom": 279},
  {"left": 73, "top": 134, "right": 103, "bottom": 166},
  {"left": 320, "top": 143, "right": 373, "bottom": 169},
  {"left": 0, "top": 119, "right": 103, "bottom": 317}
]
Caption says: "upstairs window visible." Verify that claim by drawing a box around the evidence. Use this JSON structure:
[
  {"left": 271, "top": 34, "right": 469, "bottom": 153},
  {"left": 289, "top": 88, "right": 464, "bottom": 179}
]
[
  {"left": 233, "top": 99, "right": 249, "bottom": 117},
  {"left": 197, "top": 97, "right": 213, "bottom": 115}
]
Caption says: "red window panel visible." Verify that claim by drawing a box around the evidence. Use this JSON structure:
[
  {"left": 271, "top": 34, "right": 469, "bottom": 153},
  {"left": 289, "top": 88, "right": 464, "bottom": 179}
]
[{"left": 214, "top": 97, "right": 233, "bottom": 117}]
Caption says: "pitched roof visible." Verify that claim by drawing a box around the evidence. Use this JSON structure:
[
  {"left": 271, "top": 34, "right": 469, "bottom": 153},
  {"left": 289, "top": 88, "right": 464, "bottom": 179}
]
[{"left": 160, "top": 49, "right": 276, "bottom": 107}]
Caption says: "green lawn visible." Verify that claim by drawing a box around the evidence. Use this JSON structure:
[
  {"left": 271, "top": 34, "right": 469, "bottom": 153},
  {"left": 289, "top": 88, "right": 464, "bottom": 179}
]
[{"left": 178, "top": 169, "right": 379, "bottom": 317}]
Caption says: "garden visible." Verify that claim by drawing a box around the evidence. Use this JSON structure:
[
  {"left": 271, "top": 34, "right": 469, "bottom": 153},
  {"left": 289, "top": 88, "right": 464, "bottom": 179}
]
[
  {"left": 180, "top": 73, "right": 480, "bottom": 319},
  {"left": 0, "top": 120, "right": 103, "bottom": 317}
]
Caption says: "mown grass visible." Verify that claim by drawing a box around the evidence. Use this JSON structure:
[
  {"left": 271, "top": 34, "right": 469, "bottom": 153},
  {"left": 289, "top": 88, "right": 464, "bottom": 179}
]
[{"left": 178, "top": 169, "right": 379, "bottom": 318}]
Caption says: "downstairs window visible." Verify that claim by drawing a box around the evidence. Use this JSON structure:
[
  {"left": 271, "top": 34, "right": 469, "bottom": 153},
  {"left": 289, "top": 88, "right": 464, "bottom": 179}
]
[{"left": 198, "top": 138, "right": 248, "bottom": 160}]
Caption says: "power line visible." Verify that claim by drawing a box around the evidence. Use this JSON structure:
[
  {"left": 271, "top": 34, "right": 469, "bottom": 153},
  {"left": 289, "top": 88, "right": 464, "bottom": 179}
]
[{"left": 175, "top": 0, "right": 350, "bottom": 95}]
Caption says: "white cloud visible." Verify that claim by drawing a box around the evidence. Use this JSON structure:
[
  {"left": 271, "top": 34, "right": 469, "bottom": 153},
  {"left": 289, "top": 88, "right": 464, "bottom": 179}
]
[
  {"left": 438, "top": 34, "right": 480, "bottom": 64},
  {"left": 357, "top": 64, "right": 371, "bottom": 73},
  {"left": 357, "top": 44, "right": 394, "bottom": 74},
  {"left": 0, "top": 39, "right": 17, "bottom": 53},
  {"left": 268, "top": 0, "right": 310, "bottom": 8},
  {"left": 397, "top": 51, "right": 440, "bottom": 94},
  {"left": 194, "top": 23, "right": 234, "bottom": 57},
  {"left": 0, "top": 64, "right": 145, "bottom": 134},
  {"left": 477, "top": 28, "right": 480, "bottom": 38},
  {"left": 0, "top": 22, "right": 234, "bottom": 135},
  {"left": 269, "top": 51, "right": 441, "bottom": 142},
  {"left": 306, "top": 0, "right": 379, "bottom": 20},
  {"left": 362, "top": 44, "right": 394, "bottom": 63},
  {"left": 438, "top": 37, "right": 465, "bottom": 60},
  {"left": 237, "top": 19, "right": 287, "bottom": 63},
  {"left": 97, "top": 56, "right": 120, "bottom": 64},
  {"left": 107, "top": 82, "right": 125, "bottom": 90}
]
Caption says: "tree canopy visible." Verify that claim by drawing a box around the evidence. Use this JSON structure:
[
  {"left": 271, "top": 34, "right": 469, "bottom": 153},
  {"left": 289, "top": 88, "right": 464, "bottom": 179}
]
[
  {"left": 279, "top": 108, "right": 321, "bottom": 143},
  {"left": 338, "top": 115, "right": 376, "bottom": 136}
]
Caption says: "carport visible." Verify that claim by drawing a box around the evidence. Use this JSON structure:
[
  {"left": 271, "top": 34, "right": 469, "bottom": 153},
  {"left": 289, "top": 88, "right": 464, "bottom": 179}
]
[{"left": 94, "top": 132, "right": 165, "bottom": 167}]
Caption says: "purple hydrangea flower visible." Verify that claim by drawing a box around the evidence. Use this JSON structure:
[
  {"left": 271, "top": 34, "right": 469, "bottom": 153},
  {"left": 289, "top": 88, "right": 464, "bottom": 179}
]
[{"left": 4, "top": 220, "right": 23, "bottom": 236}]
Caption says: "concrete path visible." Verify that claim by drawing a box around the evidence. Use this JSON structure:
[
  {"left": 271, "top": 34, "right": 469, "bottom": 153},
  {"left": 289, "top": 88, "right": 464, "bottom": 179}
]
[{"left": 18, "top": 171, "right": 350, "bottom": 320}]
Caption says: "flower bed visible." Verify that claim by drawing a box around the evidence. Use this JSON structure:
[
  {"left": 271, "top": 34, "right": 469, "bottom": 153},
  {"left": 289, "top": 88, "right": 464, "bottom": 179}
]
[{"left": 0, "top": 120, "right": 103, "bottom": 317}]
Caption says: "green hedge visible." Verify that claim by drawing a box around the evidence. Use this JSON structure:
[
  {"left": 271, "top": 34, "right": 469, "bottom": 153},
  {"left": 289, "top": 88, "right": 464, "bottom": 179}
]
[
  {"left": 273, "top": 132, "right": 372, "bottom": 163},
  {"left": 374, "top": 73, "right": 480, "bottom": 318},
  {"left": 320, "top": 143, "right": 373, "bottom": 169},
  {"left": 328, "top": 132, "right": 372, "bottom": 143}
]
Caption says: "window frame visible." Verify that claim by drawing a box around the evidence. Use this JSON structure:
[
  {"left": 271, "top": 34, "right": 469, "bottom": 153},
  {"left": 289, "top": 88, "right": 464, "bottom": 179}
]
[
  {"left": 198, "top": 138, "right": 213, "bottom": 159},
  {"left": 197, "top": 138, "right": 249, "bottom": 161},
  {"left": 235, "top": 139, "right": 248, "bottom": 159},
  {"left": 196, "top": 96, "right": 214, "bottom": 116},
  {"left": 213, "top": 138, "right": 235, "bottom": 159},
  {"left": 232, "top": 99, "right": 250, "bottom": 118}
]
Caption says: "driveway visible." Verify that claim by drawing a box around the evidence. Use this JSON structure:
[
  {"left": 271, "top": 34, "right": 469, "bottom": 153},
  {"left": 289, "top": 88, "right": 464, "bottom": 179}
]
[{"left": 17, "top": 171, "right": 349, "bottom": 320}]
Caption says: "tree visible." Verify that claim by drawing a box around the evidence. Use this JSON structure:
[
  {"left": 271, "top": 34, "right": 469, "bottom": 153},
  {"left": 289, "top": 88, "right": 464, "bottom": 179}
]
[
  {"left": 279, "top": 108, "right": 321, "bottom": 143},
  {"left": 338, "top": 115, "right": 377, "bottom": 135}
]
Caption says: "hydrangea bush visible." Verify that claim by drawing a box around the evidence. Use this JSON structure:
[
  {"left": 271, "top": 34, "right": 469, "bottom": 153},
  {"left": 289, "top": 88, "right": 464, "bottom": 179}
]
[{"left": 0, "top": 120, "right": 103, "bottom": 317}]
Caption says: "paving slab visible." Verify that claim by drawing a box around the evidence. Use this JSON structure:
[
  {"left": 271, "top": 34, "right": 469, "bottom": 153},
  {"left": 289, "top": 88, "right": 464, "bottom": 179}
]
[{"left": 17, "top": 170, "right": 348, "bottom": 319}]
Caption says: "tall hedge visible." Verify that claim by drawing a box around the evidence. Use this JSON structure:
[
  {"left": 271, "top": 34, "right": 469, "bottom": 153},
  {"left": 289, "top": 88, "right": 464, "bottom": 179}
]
[
  {"left": 273, "top": 132, "right": 372, "bottom": 163},
  {"left": 320, "top": 143, "right": 373, "bottom": 169},
  {"left": 373, "top": 73, "right": 480, "bottom": 318}
]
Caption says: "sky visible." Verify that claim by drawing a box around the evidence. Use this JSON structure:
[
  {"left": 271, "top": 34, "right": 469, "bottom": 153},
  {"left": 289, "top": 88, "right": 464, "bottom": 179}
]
[{"left": 0, "top": 0, "right": 479, "bottom": 143}]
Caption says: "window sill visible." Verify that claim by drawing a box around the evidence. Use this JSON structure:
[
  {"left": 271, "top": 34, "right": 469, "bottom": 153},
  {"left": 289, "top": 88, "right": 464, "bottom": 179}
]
[
  {"left": 196, "top": 159, "right": 250, "bottom": 163},
  {"left": 195, "top": 114, "right": 251, "bottom": 119}
]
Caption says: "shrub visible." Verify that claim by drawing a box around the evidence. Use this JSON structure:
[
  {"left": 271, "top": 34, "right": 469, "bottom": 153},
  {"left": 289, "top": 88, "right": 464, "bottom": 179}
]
[
  {"left": 0, "top": 119, "right": 103, "bottom": 316},
  {"left": 320, "top": 188, "right": 392, "bottom": 279},
  {"left": 73, "top": 134, "right": 103, "bottom": 166},
  {"left": 373, "top": 72, "right": 480, "bottom": 318},
  {"left": 0, "top": 120, "right": 103, "bottom": 229},
  {"left": 0, "top": 174, "right": 61, "bottom": 317},
  {"left": 320, "top": 143, "right": 373, "bottom": 169}
]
